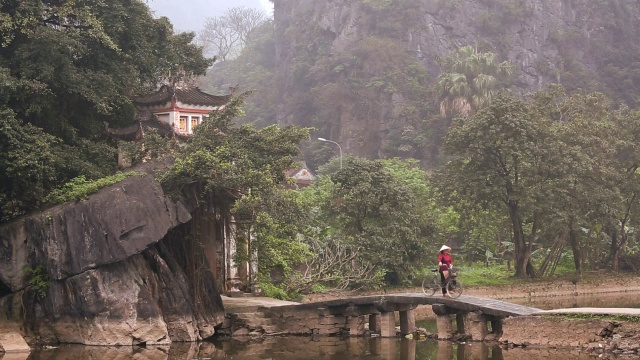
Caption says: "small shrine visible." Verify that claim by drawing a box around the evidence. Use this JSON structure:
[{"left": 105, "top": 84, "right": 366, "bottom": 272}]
[{"left": 284, "top": 162, "right": 317, "bottom": 189}]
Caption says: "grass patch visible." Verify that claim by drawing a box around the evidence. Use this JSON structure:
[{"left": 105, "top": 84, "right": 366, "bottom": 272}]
[
  {"left": 47, "top": 172, "right": 141, "bottom": 204},
  {"left": 456, "top": 263, "right": 517, "bottom": 286}
]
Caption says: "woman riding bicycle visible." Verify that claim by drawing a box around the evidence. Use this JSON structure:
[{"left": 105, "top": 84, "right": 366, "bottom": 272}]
[{"left": 438, "top": 245, "right": 453, "bottom": 297}]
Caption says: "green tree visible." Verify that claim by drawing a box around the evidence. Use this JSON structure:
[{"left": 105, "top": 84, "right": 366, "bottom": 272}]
[
  {"left": 528, "top": 87, "right": 618, "bottom": 274},
  {"left": 436, "top": 45, "right": 512, "bottom": 118},
  {"left": 0, "top": 0, "right": 212, "bottom": 222},
  {"left": 162, "top": 95, "right": 309, "bottom": 198},
  {"left": 440, "top": 93, "right": 555, "bottom": 277},
  {"left": 607, "top": 107, "right": 640, "bottom": 271},
  {"left": 0, "top": 108, "right": 57, "bottom": 221},
  {"left": 327, "top": 157, "right": 434, "bottom": 280}
]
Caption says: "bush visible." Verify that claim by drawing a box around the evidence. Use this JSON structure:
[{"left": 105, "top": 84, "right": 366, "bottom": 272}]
[
  {"left": 46, "top": 172, "right": 140, "bottom": 204},
  {"left": 259, "top": 282, "right": 291, "bottom": 300},
  {"left": 24, "top": 265, "right": 49, "bottom": 299}
]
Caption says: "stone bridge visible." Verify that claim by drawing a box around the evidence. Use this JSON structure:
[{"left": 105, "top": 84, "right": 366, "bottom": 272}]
[{"left": 220, "top": 293, "right": 541, "bottom": 341}]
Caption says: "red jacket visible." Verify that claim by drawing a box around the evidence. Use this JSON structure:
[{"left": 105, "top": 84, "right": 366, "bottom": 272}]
[{"left": 438, "top": 253, "right": 452, "bottom": 272}]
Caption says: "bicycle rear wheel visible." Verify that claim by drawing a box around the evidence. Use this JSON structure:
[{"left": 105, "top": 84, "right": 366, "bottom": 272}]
[
  {"left": 446, "top": 278, "right": 463, "bottom": 299},
  {"left": 422, "top": 275, "right": 437, "bottom": 296}
]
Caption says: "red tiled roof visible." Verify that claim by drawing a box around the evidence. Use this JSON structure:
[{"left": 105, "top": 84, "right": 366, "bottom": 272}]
[{"left": 134, "top": 85, "right": 231, "bottom": 107}]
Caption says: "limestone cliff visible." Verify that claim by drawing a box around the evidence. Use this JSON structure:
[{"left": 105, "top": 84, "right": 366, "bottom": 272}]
[
  {"left": 0, "top": 169, "right": 224, "bottom": 345},
  {"left": 274, "top": 0, "right": 640, "bottom": 161}
]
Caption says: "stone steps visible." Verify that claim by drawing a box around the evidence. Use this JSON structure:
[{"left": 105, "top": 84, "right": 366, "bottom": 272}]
[
  {"left": 235, "top": 312, "right": 272, "bottom": 327},
  {"left": 219, "top": 310, "right": 281, "bottom": 336}
]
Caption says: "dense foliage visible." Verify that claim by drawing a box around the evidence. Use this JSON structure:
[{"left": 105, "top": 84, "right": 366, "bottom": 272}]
[
  {"left": 7, "top": 0, "right": 640, "bottom": 299},
  {"left": 253, "top": 157, "right": 441, "bottom": 294},
  {"left": 439, "top": 87, "right": 640, "bottom": 276},
  {"left": 0, "top": 0, "right": 211, "bottom": 221}
]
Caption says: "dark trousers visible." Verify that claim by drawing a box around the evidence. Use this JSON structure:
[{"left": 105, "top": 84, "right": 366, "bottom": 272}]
[{"left": 440, "top": 271, "right": 447, "bottom": 294}]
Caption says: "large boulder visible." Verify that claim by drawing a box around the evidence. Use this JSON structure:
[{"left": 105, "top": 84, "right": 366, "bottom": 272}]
[
  {"left": 0, "top": 173, "right": 191, "bottom": 291},
  {"left": 0, "top": 171, "right": 224, "bottom": 345}
]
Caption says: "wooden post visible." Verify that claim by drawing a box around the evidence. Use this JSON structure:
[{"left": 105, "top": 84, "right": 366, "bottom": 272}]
[
  {"left": 379, "top": 311, "right": 397, "bottom": 337},
  {"left": 399, "top": 309, "right": 416, "bottom": 335},
  {"left": 369, "top": 314, "right": 381, "bottom": 333},
  {"left": 436, "top": 315, "right": 453, "bottom": 340}
]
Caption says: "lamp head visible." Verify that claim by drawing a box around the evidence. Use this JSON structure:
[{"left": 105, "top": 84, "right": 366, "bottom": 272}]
[{"left": 318, "top": 137, "right": 327, "bottom": 142}]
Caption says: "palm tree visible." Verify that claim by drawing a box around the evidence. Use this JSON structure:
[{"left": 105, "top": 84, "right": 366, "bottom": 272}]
[{"left": 436, "top": 46, "right": 512, "bottom": 118}]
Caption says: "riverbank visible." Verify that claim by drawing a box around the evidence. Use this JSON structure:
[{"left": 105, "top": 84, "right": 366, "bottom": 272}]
[
  {"left": 301, "top": 271, "right": 640, "bottom": 303},
  {"left": 502, "top": 314, "right": 640, "bottom": 356}
]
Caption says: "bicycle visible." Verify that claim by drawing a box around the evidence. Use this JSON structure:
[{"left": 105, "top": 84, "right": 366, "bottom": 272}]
[{"left": 422, "top": 267, "right": 463, "bottom": 299}]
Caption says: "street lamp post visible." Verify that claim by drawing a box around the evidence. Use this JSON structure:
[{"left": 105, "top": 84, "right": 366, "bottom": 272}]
[{"left": 318, "top": 137, "right": 342, "bottom": 169}]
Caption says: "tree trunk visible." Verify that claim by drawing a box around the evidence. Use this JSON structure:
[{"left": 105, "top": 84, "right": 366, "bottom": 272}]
[
  {"left": 613, "top": 194, "right": 636, "bottom": 271},
  {"left": 609, "top": 227, "right": 618, "bottom": 271},
  {"left": 508, "top": 201, "right": 528, "bottom": 277},
  {"left": 568, "top": 218, "right": 582, "bottom": 274},
  {"left": 613, "top": 227, "right": 628, "bottom": 272}
]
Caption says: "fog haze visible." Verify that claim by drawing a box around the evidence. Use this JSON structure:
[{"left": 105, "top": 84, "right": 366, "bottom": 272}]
[{"left": 147, "top": 0, "right": 272, "bottom": 32}]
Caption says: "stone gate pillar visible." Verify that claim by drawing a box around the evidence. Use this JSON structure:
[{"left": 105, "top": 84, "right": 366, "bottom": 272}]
[
  {"left": 432, "top": 304, "right": 454, "bottom": 340},
  {"left": 379, "top": 312, "right": 396, "bottom": 337},
  {"left": 399, "top": 309, "right": 416, "bottom": 335},
  {"left": 435, "top": 315, "right": 453, "bottom": 340},
  {"left": 345, "top": 316, "right": 365, "bottom": 336},
  {"left": 463, "top": 312, "right": 488, "bottom": 340}
]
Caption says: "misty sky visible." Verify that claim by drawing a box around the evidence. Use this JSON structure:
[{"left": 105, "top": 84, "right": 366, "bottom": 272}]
[{"left": 147, "top": 0, "right": 274, "bottom": 33}]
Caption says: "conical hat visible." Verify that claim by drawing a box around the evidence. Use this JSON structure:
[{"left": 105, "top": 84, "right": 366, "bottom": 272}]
[{"left": 439, "top": 245, "right": 451, "bottom": 252}]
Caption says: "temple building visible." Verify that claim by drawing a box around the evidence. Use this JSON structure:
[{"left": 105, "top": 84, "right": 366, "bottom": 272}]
[
  {"left": 104, "top": 82, "right": 231, "bottom": 167},
  {"left": 133, "top": 84, "right": 230, "bottom": 136}
]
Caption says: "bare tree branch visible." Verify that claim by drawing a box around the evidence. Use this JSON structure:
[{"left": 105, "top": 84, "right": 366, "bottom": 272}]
[{"left": 198, "top": 7, "right": 267, "bottom": 62}]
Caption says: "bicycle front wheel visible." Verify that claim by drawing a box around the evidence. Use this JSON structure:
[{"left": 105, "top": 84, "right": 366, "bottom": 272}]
[
  {"left": 422, "top": 275, "right": 437, "bottom": 296},
  {"left": 446, "top": 278, "right": 463, "bottom": 299}
]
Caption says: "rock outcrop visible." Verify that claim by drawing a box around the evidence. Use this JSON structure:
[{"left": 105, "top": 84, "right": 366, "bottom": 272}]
[
  {"left": 0, "top": 171, "right": 224, "bottom": 345},
  {"left": 274, "top": 0, "right": 640, "bottom": 160}
]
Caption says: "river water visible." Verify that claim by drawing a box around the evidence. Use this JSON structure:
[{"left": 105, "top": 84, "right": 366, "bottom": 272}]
[
  {"left": 9, "top": 292, "right": 640, "bottom": 360},
  {"left": 16, "top": 338, "right": 608, "bottom": 360}
]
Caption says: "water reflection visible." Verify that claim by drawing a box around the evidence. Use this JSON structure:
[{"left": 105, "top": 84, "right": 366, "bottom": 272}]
[
  {"left": 16, "top": 337, "right": 604, "bottom": 360},
  {"left": 12, "top": 293, "right": 640, "bottom": 360}
]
